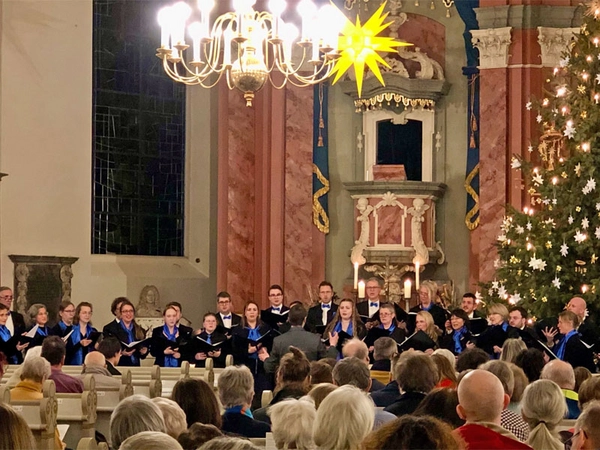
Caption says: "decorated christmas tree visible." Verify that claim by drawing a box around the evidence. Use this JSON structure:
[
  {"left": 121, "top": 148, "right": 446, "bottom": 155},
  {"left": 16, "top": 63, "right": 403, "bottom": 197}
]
[{"left": 484, "top": 2, "right": 600, "bottom": 320}]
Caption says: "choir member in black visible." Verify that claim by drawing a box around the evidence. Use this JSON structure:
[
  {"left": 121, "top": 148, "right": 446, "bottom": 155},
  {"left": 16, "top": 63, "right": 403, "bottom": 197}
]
[
  {"left": 68, "top": 302, "right": 98, "bottom": 365},
  {"left": 260, "top": 285, "right": 289, "bottom": 331},
  {"left": 215, "top": 292, "right": 242, "bottom": 332},
  {"left": 193, "top": 313, "right": 228, "bottom": 368},
  {"left": 50, "top": 300, "right": 76, "bottom": 362},
  {"left": 440, "top": 309, "right": 474, "bottom": 355},
  {"left": 408, "top": 311, "right": 440, "bottom": 353},
  {"left": 151, "top": 305, "right": 191, "bottom": 367},
  {"left": 409, "top": 281, "right": 449, "bottom": 333},
  {"left": 508, "top": 306, "right": 539, "bottom": 347},
  {"left": 366, "top": 303, "right": 405, "bottom": 347},
  {"left": 165, "top": 301, "right": 194, "bottom": 336},
  {"left": 0, "top": 303, "right": 27, "bottom": 363},
  {"left": 477, "top": 303, "right": 519, "bottom": 358},
  {"left": 0, "top": 286, "right": 26, "bottom": 336},
  {"left": 102, "top": 297, "right": 126, "bottom": 337},
  {"left": 357, "top": 278, "right": 408, "bottom": 329},
  {"left": 232, "top": 301, "right": 273, "bottom": 408},
  {"left": 103, "top": 299, "right": 148, "bottom": 366},
  {"left": 25, "top": 303, "right": 50, "bottom": 350},
  {"left": 323, "top": 298, "right": 367, "bottom": 355},
  {"left": 461, "top": 292, "right": 488, "bottom": 336},
  {"left": 566, "top": 296, "right": 598, "bottom": 351},
  {"left": 306, "top": 281, "right": 338, "bottom": 333},
  {"left": 542, "top": 310, "right": 596, "bottom": 372}
]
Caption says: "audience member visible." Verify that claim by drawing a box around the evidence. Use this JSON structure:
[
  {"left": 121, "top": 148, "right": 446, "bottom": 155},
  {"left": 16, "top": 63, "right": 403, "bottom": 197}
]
[
  {"left": 541, "top": 359, "right": 580, "bottom": 419},
  {"left": 172, "top": 378, "right": 222, "bottom": 428},
  {"left": 432, "top": 353, "right": 457, "bottom": 389},
  {"left": 521, "top": 379, "right": 567, "bottom": 450},
  {"left": 432, "top": 348, "right": 456, "bottom": 367},
  {"left": 342, "top": 338, "right": 384, "bottom": 391},
  {"left": 371, "top": 337, "right": 396, "bottom": 371},
  {"left": 4, "top": 345, "right": 42, "bottom": 387},
  {"left": 578, "top": 377, "right": 600, "bottom": 410},
  {"left": 480, "top": 360, "right": 529, "bottom": 442},
  {"left": 453, "top": 370, "right": 532, "bottom": 449},
  {"left": 269, "top": 398, "right": 316, "bottom": 450},
  {"left": 198, "top": 437, "right": 261, "bottom": 450},
  {"left": 515, "top": 348, "right": 546, "bottom": 382},
  {"left": 41, "top": 335, "right": 84, "bottom": 393},
  {"left": 177, "top": 424, "right": 223, "bottom": 450},
  {"left": 456, "top": 347, "right": 490, "bottom": 373},
  {"left": 110, "top": 394, "right": 166, "bottom": 449},
  {"left": 307, "top": 383, "right": 337, "bottom": 409},
  {"left": 98, "top": 336, "right": 122, "bottom": 375},
  {"left": 151, "top": 397, "right": 187, "bottom": 439},
  {"left": 313, "top": 384, "right": 374, "bottom": 450},
  {"left": 508, "top": 363, "right": 528, "bottom": 413},
  {"left": 370, "top": 351, "right": 413, "bottom": 408},
  {"left": 413, "top": 388, "right": 465, "bottom": 428},
  {"left": 78, "top": 351, "right": 120, "bottom": 389},
  {"left": 309, "top": 360, "right": 333, "bottom": 384},
  {"left": 500, "top": 338, "right": 527, "bottom": 364},
  {"left": 363, "top": 415, "right": 461, "bottom": 450},
  {"left": 572, "top": 400, "right": 600, "bottom": 450},
  {"left": 384, "top": 353, "right": 438, "bottom": 416},
  {"left": 0, "top": 403, "right": 37, "bottom": 449},
  {"left": 218, "top": 365, "right": 271, "bottom": 438},
  {"left": 119, "top": 431, "right": 183, "bottom": 450},
  {"left": 574, "top": 366, "right": 593, "bottom": 393}
]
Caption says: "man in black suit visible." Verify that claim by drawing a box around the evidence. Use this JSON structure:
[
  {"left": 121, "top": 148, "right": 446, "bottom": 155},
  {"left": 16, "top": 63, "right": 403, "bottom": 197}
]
[
  {"left": 264, "top": 304, "right": 337, "bottom": 373},
  {"left": 98, "top": 336, "right": 122, "bottom": 375},
  {"left": 215, "top": 291, "right": 242, "bottom": 332},
  {"left": 260, "top": 284, "right": 289, "bottom": 330},
  {"left": 306, "top": 281, "right": 338, "bottom": 333},
  {"left": 102, "top": 297, "right": 126, "bottom": 338},
  {"left": 357, "top": 278, "right": 407, "bottom": 328},
  {"left": 0, "top": 286, "right": 26, "bottom": 336},
  {"left": 566, "top": 296, "right": 598, "bottom": 351},
  {"left": 460, "top": 292, "right": 487, "bottom": 336},
  {"left": 508, "top": 306, "right": 539, "bottom": 346}
]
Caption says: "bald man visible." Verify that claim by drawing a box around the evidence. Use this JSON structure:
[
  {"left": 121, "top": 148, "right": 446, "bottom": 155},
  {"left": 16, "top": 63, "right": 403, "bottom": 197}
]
[
  {"left": 541, "top": 359, "right": 580, "bottom": 419},
  {"left": 341, "top": 338, "right": 385, "bottom": 392},
  {"left": 567, "top": 297, "right": 598, "bottom": 353},
  {"left": 453, "top": 370, "right": 532, "bottom": 450},
  {"left": 77, "top": 351, "right": 120, "bottom": 389}
]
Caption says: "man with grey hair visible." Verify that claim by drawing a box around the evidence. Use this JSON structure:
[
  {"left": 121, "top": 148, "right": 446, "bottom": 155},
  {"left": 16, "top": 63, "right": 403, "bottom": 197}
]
[
  {"left": 218, "top": 365, "right": 270, "bottom": 438},
  {"left": 78, "top": 351, "right": 121, "bottom": 389},
  {"left": 541, "top": 359, "right": 580, "bottom": 419},
  {"left": 17, "top": 355, "right": 51, "bottom": 384},
  {"left": 480, "top": 360, "right": 529, "bottom": 442},
  {"left": 333, "top": 357, "right": 395, "bottom": 429},
  {"left": 372, "top": 337, "right": 397, "bottom": 371},
  {"left": 572, "top": 400, "right": 600, "bottom": 450},
  {"left": 110, "top": 394, "right": 166, "bottom": 449},
  {"left": 342, "top": 338, "right": 385, "bottom": 391}
]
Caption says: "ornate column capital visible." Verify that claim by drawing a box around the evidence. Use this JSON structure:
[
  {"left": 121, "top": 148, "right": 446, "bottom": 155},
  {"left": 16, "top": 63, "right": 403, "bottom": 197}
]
[
  {"left": 471, "top": 27, "right": 512, "bottom": 69},
  {"left": 537, "top": 27, "right": 580, "bottom": 67}
]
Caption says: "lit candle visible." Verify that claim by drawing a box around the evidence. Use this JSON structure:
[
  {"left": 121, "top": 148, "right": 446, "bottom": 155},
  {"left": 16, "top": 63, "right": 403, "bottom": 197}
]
[
  {"left": 415, "top": 262, "right": 420, "bottom": 290},
  {"left": 353, "top": 262, "right": 359, "bottom": 290},
  {"left": 582, "top": 284, "right": 588, "bottom": 294},
  {"left": 358, "top": 280, "right": 366, "bottom": 298},
  {"left": 404, "top": 279, "right": 411, "bottom": 299}
]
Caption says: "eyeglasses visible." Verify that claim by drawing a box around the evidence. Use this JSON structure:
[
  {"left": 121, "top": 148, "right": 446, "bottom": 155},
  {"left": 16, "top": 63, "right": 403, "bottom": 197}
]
[
  {"left": 63, "top": 309, "right": 75, "bottom": 313},
  {"left": 269, "top": 294, "right": 283, "bottom": 297},
  {"left": 565, "top": 429, "right": 583, "bottom": 446},
  {"left": 0, "top": 295, "right": 13, "bottom": 300},
  {"left": 366, "top": 286, "right": 380, "bottom": 290},
  {"left": 121, "top": 309, "right": 134, "bottom": 314},
  {"left": 217, "top": 300, "right": 230, "bottom": 304}
]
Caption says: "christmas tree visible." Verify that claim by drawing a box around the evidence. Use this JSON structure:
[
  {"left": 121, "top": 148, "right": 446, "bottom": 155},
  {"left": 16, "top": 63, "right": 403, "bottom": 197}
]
[{"left": 484, "top": 2, "right": 600, "bottom": 320}]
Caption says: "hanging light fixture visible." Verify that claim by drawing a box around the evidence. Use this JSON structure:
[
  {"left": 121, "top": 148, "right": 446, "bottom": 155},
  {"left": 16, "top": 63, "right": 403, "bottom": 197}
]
[{"left": 156, "top": 0, "right": 347, "bottom": 107}]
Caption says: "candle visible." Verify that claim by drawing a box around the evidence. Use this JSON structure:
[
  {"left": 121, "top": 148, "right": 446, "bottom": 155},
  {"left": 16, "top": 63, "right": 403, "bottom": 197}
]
[
  {"left": 582, "top": 284, "right": 588, "bottom": 294},
  {"left": 415, "top": 262, "right": 420, "bottom": 290},
  {"left": 404, "top": 279, "right": 412, "bottom": 298},
  {"left": 358, "top": 280, "right": 366, "bottom": 298},
  {"left": 353, "top": 262, "right": 359, "bottom": 289}
]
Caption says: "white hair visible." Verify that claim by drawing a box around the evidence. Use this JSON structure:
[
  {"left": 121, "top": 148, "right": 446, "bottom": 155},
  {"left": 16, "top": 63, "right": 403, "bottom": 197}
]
[
  {"left": 269, "top": 398, "right": 316, "bottom": 450},
  {"left": 118, "top": 431, "right": 183, "bottom": 450},
  {"left": 20, "top": 356, "right": 50, "bottom": 383},
  {"left": 110, "top": 395, "right": 166, "bottom": 449},
  {"left": 217, "top": 365, "right": 254, "bottom": 408},
  {"left": 521, "top": 380, "right": 567, "bottom": 450},
  {"left": 151, "top": 397, "right": 187, "bottom": 439},
  {"left": 432, "top": 348, "right": 455, "bottom": 369}
]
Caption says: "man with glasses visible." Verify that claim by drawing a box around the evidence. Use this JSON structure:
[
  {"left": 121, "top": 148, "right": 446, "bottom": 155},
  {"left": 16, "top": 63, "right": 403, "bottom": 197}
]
[
  {"left": 357, "top": 278, "right": 407, "bottom": 329},
  {"left": 0, "top": 286, "right": 26, "bottom": 337},
  {"left": 571, "top": 400, "right": 600, "bottom": 450},
  {"left": 214, "top": 292, "right": 242, "bottom": 331},
  {"left": 260, "top": 284, "right": 289, "bottom": 330}
]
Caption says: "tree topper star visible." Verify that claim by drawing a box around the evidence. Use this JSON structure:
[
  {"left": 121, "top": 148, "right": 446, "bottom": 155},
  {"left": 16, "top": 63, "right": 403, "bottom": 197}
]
[{"left": 331, "top": 2, "right": 410, "bottom": 97}]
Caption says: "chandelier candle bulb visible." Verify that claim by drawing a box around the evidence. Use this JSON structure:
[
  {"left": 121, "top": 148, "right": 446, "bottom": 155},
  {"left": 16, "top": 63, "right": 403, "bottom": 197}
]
[{"left": 358, "top": 280, "right": 366, "bottom": 298}]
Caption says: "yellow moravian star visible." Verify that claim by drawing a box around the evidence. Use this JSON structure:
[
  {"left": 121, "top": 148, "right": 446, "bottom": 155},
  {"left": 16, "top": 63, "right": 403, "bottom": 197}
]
[{"left": 331, "top": 2, "right": 412, "bottom": 97}]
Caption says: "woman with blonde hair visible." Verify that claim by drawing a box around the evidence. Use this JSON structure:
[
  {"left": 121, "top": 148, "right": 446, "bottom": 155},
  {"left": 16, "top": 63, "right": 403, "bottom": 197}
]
[
  {"left": 478, "top": 302, "right": 519, "bottom": 358},
  {"left": 415, "top": 311, "right": 440, "bottom": 349},
  {"left": 500, "top": 338, "right": 527, "bottom": 364},
  {"left": 521, "top": 379, "right": 567, "bottom": 450},
  {"left": 0, "top": 403, "right": 36, "bottom": 449},
  {"left": 410, "top": 280, "right": 449, "bottom": 332}
]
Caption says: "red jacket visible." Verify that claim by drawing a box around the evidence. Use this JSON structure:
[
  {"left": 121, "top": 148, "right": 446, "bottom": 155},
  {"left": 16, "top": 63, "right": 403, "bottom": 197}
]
[{"left": 454, "top": 423, "right": 533, "bottom": 450}]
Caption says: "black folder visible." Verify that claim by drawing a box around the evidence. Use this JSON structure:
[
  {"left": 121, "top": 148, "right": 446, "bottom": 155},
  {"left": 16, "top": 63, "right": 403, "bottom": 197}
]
[
  {"left": 194, "top": 336, "right": 226, "bottom": 353},
  {"left": 260, "top": 310, "right": 289, "bottom": 329},
  {"left": 365, "top": 327, "right": 390, "bottom": 347},
  {"left": 469, "top": 317, "right": 488, "bottom": 336},
  {"left": 397, "top": 330, "right": 437, "bottom": 352},
  {"left": 321, "top": 330, "right": 356, "bottom": 353},
  {"left": 529, "top": 339, "right": 558, "bottom": 360},
  {"left": 120, "top": 338, "right": 151, "bottom": 351}
]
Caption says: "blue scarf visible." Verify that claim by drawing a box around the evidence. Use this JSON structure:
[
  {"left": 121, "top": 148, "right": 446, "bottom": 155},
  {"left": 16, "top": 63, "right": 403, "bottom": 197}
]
[
  {"left": 334, "top": 321, "right": 353, "bottom": 336},
  {"left": 163, "top": 325, "right": 179, "bottom": 367},
  {"left": 120, "top": 321, "right": 138, "bottom": 365},
  {"left": 247, "top": 327, "right": 260, "bottom": 359},
  {"left": 37, "top": 326, "right": 48, "bottom": 337},
  {"left": 421, "top": 303, "right": 432, "bottom": 312},
  {"left": 225, "top": 405, "right": 254, "bottom": 418},
  {"left": 501, "top": 322, "right": 509, "bottom": 332},
  {"left": 453, "top": 327, "right": 468, "bottom": 354},
  {"left": 70, "top": 324, "right": 92, "bottom": 365},
  {"left": 0, "top": 325, "right": 18, "bottom": 364},
  {"left": 380, "top": 322, "right": 396, "bottom": 333},
  {"left": 556, "top": 330, "right": 578, "bottom": 360},
  {"left": 58, "top": 321, "right": 72, "bottom": 335}
]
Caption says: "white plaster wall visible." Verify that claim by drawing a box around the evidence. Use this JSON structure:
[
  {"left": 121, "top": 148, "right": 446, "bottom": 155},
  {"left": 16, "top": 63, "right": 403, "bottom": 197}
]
[{"left": 0, "top": 0, "right": 217, "bottom": 329}]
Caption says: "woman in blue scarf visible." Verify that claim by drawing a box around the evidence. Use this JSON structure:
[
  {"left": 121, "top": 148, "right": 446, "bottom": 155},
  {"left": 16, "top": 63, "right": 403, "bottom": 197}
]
[
  {"left": 478, "top": 302, "right": 519, "bottom": 358},
  {"left": 151, "top": 305, "right": 192, "bottom": 367},
  {"left": 0, "top": 304, "right": 27, "bottom": 363},
  {"left": 50, "top": 300, "right": 76, "bottom": 362},
  {"left": 232, "top": 301, "right": 273, "bottom": 409},
  {"left": 67, "top": 302, "right": 98, "bottom": 365},
  {"left": 103, "top": 299, "right": 149, "bottom": 366},
  {"left": 323, "top": 298, "right": 367, "bottom": 356},
  {"left": 544, "top": 310, "right": 595, "bottom": 372},
  {"left": 441, "top": 309, "right": 474, "bottom": 355},
  {"left": 25, "top": 303, "right": 50, "bottom": 351}
]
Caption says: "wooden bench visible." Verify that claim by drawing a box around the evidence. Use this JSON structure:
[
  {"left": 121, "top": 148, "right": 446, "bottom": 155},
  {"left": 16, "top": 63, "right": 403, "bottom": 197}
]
[
  {"left": 95, "top": 371, "right": 134, "bottom": 446},
  {"left": 120, "top": 366, "right": 162, "bottom": 398},
  {"left": 77, "top": 437, "right": 109, "bottom": 450},
  {"left": 0, "top": 380, "right": 58, "bottom": 450},
  {"left": 56, "top": 374, "right": 97, "bottom": 449}
]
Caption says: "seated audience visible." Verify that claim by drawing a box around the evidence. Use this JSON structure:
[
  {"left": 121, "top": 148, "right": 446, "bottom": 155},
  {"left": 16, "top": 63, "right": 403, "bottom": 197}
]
[
  {"left": 521, "top": 379, "right": 567, "bottom": 450},
  {"left": 572, "top": 400, "right": 600, "bottom": 450},
  {"left": 178, "top": 424, "right": 223, "bottom": 450},
  {"left": 541, "top": 359, "right": 580, "bottom": 419},
  {"left": 574, "top": 366, "right": 593, "bottom": 393},
  {"left": 371, "top": 337, "right": 397, "bottom": 371},
  {"left": 432, "top": 348, "right": 456, "bottom": 367},
  {"left": 578, "top": 377, "right": 600, "bottom": 410},
  {"left": 456, "top": 347, "right": 490, "bottom": 373},
  {"left": 307, "top": 382, "right": 337, "bottom": 409},
  {"left": 508, "top": 363, "right": 529, "bottom": 414},
  {"left": 104, "top": 299, "right": 149, "bottom": 366},
  {"left": 217, "top": 365, "right": 271, "bottom": 438},
  {"left": 453, "top": 369, "right": 532, "bottom": 450},
  {"left": 313, "top": 384, "right": 374, "bottom": 450},
  {"left": 151, "top": 305, "right": 192, "bottom": 367},
  {"left": 26, "top": 303, "right": 51, "bottom": 350},
  {"left": 41, "top": 335, "right": 84, "bottom": 393},
  {"left": 515, "top": 348, "right": 546, "bottom": 382},
  {"left": 119, "top": 431, "right": 183, "bottom": 450},
  {"left": 269, "top": 398, "right": 316, "bottom": 450},
  {"left": 0, "top": 401, "right": 37, "bottom": 449},
  {"left": 198, "top": 437, "right": 261, "bottom": 450},
  {"left": 362, "top": 415, "right": 461, "bottom": 450},
  {"left": 480, "top": 360, "right": 529, "bottom": 442},
  {"left": 151, "top": 397, "right": 187, "bottom": 439},
  {"left": 332, "top": 356, "right": 396, "bottom": 428},
  {"left": 4, "top": 345, "right": 42, "bottom": 387},
  {"left": 499, "top": 338, "right": 527, "bottom": 364},
  {"left": 255, "top": 346, "right": 311, "bottom": 423},
  {"left": 309, "top": 360, "right": 333, "bottom": 384},
  {"left": 10, "top": 356, "right": 64, "bottom": 450},
  {"left": 110, "top": 394, "right": 166, "bottom": 449},
  {"left": 342, "top": 338, "right": 384, "bottom": 391},
  {"left": 384, "top": 352, "right": 438, "bottom": 417},
  {"left": 413, "top": 388, "right": 465, "bottom": 428},
  {"left": 68, "top": 301, "right": 98, "bottom": 365},
  {"left": 78, "top": 351, "right": 121, "bottom": 388},
  {"left": 171, "top": 378, "right": 222, "bottom": 429},
  {"left": 97, "top": 336, "right": 122, "bottom": 375},
  {"left": 432, "top": 353, "right": 458, "bottom": 389}
]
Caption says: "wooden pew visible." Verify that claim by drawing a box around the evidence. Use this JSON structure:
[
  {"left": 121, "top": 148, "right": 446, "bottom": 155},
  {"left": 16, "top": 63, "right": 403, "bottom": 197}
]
[
  {"left": 95, "top": 370, "right": 134, "bottom": 446},
  {"left": 0, "top": 380, "right": 58, "bottom": 450},
  {"left": 189, "top": 358, "right": 215, "bottom": 387},
  {"left": 77, "top": 437, "right": 109, "bottom": 450},
  {"left": 120, "top": 366, "right": 162, "bottom": 398},
  {"left": 56, "top": 374, "right": 97, "bottom": 450}
]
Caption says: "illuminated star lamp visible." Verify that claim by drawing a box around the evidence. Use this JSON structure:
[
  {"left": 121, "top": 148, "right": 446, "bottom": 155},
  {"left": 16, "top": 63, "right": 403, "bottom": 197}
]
[{"left": 330, "top": 2, "right": 412, "bottom": 98}]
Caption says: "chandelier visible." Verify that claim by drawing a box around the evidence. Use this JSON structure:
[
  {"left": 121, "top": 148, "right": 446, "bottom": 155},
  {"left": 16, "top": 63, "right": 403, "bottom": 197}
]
[{"left": 156, "top": 0, "right": 347, "bottom": 107}]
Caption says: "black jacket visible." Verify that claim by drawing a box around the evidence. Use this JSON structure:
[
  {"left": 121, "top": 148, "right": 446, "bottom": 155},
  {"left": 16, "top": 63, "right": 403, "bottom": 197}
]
[
  {"left": 306, "top": 303, "right": 338, "bottom": 332},
  {"left": 150, "top": 325, "right": 193, "bottom": 367},
  {"left": 440, "top": 329, "right": 474, "bottom": 355}
]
